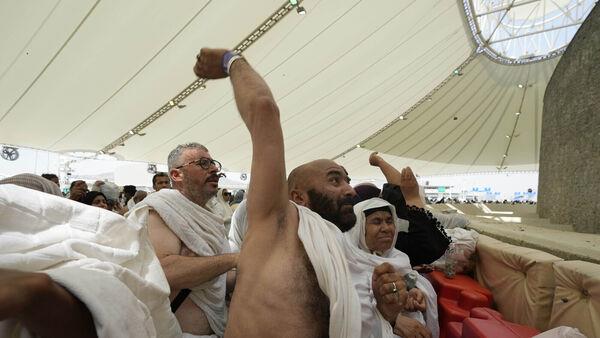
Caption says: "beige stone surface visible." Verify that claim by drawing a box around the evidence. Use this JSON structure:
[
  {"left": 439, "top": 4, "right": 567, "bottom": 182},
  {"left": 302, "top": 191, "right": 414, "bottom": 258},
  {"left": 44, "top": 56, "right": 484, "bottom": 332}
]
[{"left": 467, "top": 218, "right": 600, "bottom": 264}]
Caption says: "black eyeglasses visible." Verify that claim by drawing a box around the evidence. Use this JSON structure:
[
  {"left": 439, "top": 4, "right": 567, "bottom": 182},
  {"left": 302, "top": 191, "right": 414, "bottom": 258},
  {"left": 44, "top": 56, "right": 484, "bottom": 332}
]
[{"left": 175, "top": 157, "right": 222, "bottom": 171}]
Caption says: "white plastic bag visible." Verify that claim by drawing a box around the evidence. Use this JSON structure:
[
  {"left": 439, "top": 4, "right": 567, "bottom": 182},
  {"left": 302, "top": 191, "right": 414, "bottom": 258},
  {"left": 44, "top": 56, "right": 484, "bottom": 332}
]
[
  {"left": 533, "top": 326, "right": 587, "bottom": 338},
  {"left": 432, "top": 228, "right": 479, "bottom": 274}
]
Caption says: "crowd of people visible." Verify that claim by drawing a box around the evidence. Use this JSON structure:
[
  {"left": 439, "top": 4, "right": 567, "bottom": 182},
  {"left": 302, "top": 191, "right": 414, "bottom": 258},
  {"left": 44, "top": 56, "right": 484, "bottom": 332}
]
[
  {"left": 0, "top": 48, "right": 475, "bottom": 338},
  {"left": 430, "top": 197, "right": 537, "bottom": 205}
]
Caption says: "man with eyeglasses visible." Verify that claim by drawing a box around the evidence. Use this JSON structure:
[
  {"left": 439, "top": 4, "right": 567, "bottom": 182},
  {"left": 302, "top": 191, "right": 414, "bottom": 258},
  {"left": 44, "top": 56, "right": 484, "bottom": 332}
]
[{"left": 128, "top": 142, "right": 237, "bottom": 337}]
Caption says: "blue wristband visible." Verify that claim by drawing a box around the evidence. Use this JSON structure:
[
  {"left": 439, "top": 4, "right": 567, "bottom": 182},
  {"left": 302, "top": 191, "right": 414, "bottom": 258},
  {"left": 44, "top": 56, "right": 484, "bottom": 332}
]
[{"left": 222, "top": 51, "right": 239, "bottom": 75}]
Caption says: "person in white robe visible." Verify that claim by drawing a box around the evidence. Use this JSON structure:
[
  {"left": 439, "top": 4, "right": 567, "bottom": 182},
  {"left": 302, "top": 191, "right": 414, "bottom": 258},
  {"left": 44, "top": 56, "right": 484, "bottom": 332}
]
[
  {"left": 227, "top": 199, "right": 247, "bottom": 252},
  {"left": 127, "top": 142, "right": 236, "bottom": 338},
  {"left": 0, "top": 183, "right": 181, "bottom": 338},
  {"left": 345, "top": 197, "right": 439, "bottom": 338},
  {"left": 128, "top": 188, "right": 231, "bottom": 337}
]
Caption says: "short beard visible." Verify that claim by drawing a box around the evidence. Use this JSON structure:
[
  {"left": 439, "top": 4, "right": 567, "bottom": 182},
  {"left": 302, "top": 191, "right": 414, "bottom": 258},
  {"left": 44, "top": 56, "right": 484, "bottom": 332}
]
[
  {"left": 307, "top": 189, "right": 357, "bottom": 232},
  {"left": 182, "top": 179, "right": 217, "bottom": 207}
]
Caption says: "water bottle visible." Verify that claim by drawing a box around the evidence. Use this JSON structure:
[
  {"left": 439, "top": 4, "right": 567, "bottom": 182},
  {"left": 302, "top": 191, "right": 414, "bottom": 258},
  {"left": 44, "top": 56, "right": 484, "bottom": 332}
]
[
  {"left": 404, "top": 270, "right": 418, "bottom": 290},
  {"left": 444, "top": 243, "right": 456, "bottom": 279}
]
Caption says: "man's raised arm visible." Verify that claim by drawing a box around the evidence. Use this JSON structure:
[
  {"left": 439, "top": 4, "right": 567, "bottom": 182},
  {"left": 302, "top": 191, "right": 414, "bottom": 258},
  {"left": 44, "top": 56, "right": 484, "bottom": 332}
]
[{"left": 194, "top": 49, "right": 288, "bottom": 224}]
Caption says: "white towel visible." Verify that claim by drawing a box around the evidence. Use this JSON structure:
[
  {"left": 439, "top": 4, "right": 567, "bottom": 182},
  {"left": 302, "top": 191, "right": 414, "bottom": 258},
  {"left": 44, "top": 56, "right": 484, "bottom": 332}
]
[
  {"left": 294, "top": 203, "right": 362, "bottom": 338},
  {"left": 128, "top": 189, "right": 229, "bottom": 336},
  {"left": 0, "top": 184, "right": 181, "bottom": 338},
  {"left": 227, "top": 200, "right": 247, "bottom": 253}
]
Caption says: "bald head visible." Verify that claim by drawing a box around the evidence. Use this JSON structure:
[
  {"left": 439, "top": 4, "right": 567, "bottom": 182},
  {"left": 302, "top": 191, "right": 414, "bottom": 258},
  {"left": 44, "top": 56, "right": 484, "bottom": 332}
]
[
  {"left": 288, "top": 159, "right": 341, "bottom": 194},
  {"left": 288, "top": 159, "right": 358, "bottom": 232}
]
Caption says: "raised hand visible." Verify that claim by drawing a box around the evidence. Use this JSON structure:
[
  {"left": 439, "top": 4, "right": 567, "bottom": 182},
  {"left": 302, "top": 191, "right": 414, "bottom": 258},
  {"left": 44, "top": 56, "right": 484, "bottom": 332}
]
[
  {"left": 369, "top": 152, "right": 383, "bottom": 167},
  {"left": 193, "top": 48, "right": 230, "bottom": 79},
  {"left": 372, "top": 262, "right": 408, "bottom": 322},
  {"left": 400, "top": 167, "right": 424, "bottom": 208},
  {"left": 404, "top": 288, "right": 427, "bottom": 312}
]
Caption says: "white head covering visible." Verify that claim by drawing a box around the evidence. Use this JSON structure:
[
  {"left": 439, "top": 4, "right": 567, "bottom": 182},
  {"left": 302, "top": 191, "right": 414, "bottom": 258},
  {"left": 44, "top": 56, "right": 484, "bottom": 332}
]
[
  {"left": 344, "top": 198, "right": 439, "bottom": 338},
  {"left": 347, "top": 198, "right": 409, "bottom": 257}
]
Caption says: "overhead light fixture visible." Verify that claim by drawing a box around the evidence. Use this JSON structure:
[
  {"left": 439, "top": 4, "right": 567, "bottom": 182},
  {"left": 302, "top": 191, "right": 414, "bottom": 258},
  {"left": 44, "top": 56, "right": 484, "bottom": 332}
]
[
  {"left": 129, "top": 130, "right": 146, "bottom": 136},
  {"left": 200, "top": 84, "right": 206, "bottom": 90},
  {"left": 453, "top": 69, "right": 463, "bottom": 76},
  {"left": 517, "top": 84, "right": 524, "bottom": 88},
  {"left": 515, "top": 112, "right": 521, "bottom": 116},
  {"left": 453, "top": 116, "right": 458, "bottom": 121},
  {"left": 399, "top": 115, "right": 406, "bottom": 120},
  {"left": 505, "top": 135, "right": 510, "bottom": 138},
  {"left": 169, "top": 100, "right": 175, "bottom": 107},
  {"left": 98, "top": 150, "right": 105, "bottom": 155},
  {"left": 426, "top": 97, "right": 433, "bottom": 102},
  {"left": 502, "top": 154, "right": 507, "bottom": 158},
  {"left": 356, "top": 144, "right": 361, "bottom": 148},
  {"left": 288, "top": 0, "right": 305, "bottom": 15}
]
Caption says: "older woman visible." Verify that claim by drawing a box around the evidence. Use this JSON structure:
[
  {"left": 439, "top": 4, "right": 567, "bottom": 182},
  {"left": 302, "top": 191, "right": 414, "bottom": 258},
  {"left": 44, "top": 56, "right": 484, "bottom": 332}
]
[{"left": 344, "top": 198, "right": 439, "bottom": 338}]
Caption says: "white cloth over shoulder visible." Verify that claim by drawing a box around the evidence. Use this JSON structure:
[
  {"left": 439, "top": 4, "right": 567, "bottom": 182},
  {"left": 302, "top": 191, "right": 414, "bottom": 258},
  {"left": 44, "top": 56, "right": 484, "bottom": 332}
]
[
  {"left": 294, "top": 203, "right": 362, "bottom": 338},
  {"left": 345, "top": 198, "right": 439, "bottom": 338},
  {"left": 128, "top": 189, "right": 229, "bottom": 337},
  {"left": 228, "top": 200, "right": 247, "bottom": 253},
  {"left": 0, "top": 184, "right": 181, "bottom": 338}
]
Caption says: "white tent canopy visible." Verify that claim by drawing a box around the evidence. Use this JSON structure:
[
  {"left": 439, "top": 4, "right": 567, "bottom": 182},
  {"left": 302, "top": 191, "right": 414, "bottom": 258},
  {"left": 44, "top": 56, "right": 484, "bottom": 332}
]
[{"left": 0, "top": 0, "right": 594, "bottom": 179}]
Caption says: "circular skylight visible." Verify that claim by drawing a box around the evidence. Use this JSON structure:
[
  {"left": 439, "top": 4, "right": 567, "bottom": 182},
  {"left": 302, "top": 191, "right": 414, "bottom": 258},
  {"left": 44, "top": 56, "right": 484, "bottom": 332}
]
[{"left": 464, "top": 0, "right": 597, "bottom": 64}]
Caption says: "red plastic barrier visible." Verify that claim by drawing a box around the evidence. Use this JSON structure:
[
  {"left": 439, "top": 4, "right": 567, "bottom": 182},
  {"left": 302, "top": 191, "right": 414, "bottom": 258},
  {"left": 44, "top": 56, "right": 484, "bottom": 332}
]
[
  {"left": 427, "top": 271, "right": 493, "bottom": 338},
  {"left": 427, "top": 271, "right": 493, "bottom": 305},
  {"left": 439, "top": 291, "right": 489, "bottom": 325},
  {"left": 446, "top": 322, "right": 463, "bottom": 338},
  {"left": 448, "top": 308, "right": 539, "bottom": 338},
  {"left": 462, "top": 317, "right": 539, "bottom": 338}
]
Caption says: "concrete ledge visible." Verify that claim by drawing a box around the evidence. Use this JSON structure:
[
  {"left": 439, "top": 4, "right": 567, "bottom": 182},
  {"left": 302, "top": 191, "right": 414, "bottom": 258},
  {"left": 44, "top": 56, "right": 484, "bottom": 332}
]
[{"left": 467, "top": 218, "right": 600, "bottom": 264}]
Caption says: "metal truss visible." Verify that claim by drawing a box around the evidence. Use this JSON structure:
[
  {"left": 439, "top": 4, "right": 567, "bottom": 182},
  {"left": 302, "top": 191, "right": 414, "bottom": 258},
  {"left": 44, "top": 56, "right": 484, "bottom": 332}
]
[
  {"left": 463, "top": 0, "right": 596, "bottom": 65},
  {"left": 100, "top": 1, "right": 301, "bottom": 154}
]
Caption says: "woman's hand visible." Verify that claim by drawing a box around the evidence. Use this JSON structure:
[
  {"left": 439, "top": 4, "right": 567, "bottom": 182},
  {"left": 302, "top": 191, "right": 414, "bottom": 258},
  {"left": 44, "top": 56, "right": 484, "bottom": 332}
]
[
  {"left": 405, "top": 288, "right": 427, "bottom": 312},
  {"left": 393, "top": 314, "right": 432, "bottom": 338}
]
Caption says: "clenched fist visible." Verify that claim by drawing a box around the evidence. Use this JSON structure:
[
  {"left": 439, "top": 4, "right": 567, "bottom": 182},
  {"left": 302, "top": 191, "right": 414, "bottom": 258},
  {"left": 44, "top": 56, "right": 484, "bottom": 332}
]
[{"left": 193, "top": 48, "right": 229, "bottom": 79}]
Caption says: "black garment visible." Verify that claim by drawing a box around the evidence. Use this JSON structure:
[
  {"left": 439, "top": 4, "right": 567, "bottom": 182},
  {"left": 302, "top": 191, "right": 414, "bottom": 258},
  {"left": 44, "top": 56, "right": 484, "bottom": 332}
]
[{"left": 381, "top": 184, "right": 451, "bottom": 266}]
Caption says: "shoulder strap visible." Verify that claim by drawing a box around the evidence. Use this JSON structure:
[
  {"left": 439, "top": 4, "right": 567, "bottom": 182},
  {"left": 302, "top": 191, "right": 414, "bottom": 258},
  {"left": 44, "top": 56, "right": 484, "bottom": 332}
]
[{"left": 170, "top": 288, "right": 192, "bottom": 313}]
